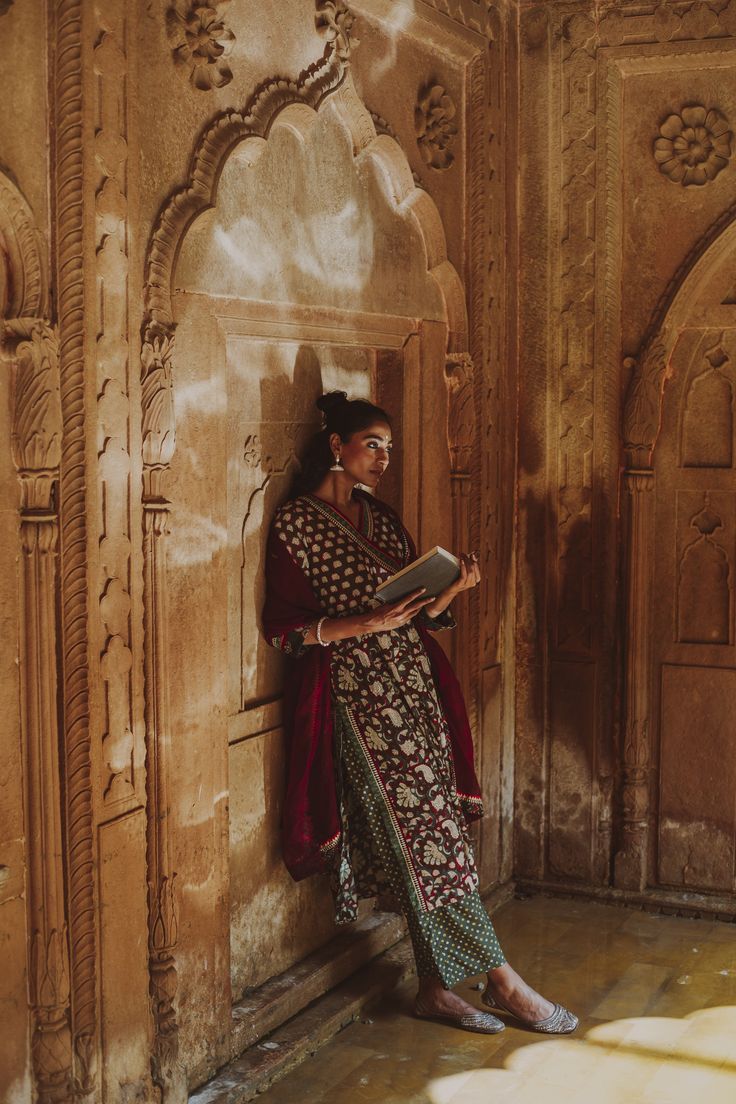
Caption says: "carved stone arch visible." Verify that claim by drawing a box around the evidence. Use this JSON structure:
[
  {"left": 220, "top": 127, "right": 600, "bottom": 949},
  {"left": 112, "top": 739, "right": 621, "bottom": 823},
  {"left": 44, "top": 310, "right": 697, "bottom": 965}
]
[
  {"left": 0, "top": 167, "right": 49, "bottom": 320},
  {"left": 141, "top": 52, "right": 468, "bottom": 487},
  {"left": 0, "top": 172, "right": 71, "bottom": 1103},
  {"left": 623, "top": 206, "right": 736, "bottom": 468},
  {"left": 616, "top": 207, "right": 736, "bottom": 894}
]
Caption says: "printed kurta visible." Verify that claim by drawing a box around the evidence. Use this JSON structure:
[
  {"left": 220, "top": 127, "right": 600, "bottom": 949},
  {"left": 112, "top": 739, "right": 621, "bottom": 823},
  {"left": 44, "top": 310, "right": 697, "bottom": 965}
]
[{"left": 264, "top": 490, "right": 483, "bottom": 921}]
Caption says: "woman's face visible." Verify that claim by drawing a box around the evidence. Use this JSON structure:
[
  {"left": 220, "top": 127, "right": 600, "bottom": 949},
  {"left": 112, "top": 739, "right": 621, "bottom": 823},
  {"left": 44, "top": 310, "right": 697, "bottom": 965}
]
[{"left": 334, "top": 421, "right": 392, "bottom": 488}]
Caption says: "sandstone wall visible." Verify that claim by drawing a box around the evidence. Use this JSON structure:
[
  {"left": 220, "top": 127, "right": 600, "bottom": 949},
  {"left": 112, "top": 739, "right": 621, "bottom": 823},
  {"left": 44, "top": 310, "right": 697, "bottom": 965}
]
[
  {"left": 0, "top": 1, "right": 515, "bottom": 1098},
  {"left": 516, "top": 0, "right": 736, "bottom": 899}
]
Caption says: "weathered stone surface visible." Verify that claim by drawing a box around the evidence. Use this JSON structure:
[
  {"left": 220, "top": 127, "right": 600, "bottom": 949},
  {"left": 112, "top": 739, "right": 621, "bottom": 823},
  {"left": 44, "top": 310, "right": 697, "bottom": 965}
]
[
  {"left": 1, "top": 1, "right": 734, "bottom": 1100},
  {"left": 516, "top": 0, "right": 736, "bottom": 904}
]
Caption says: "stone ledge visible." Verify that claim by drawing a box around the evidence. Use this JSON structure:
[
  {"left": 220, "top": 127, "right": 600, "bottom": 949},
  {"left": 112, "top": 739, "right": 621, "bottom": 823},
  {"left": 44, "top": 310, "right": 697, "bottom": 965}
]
[
  {"left": 189, "top": 937, "right": 416, "bottom": 1104},
  {"left": 516, "top": 879, "right": 736, "bottom": 922},
  {"left": 229, "top": 909, "right": 408, "bottom": 1057}
]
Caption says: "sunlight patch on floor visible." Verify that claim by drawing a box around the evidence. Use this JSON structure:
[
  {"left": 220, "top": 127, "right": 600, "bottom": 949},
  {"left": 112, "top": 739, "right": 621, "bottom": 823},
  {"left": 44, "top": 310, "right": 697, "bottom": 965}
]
[{"left": 426, "top": 1006, "right": 736, "bottom": 1104}]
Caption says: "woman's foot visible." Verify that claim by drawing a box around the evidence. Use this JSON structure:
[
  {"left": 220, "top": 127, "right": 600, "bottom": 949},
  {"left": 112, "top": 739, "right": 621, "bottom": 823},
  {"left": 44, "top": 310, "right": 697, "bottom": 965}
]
[
  {"left": 485, "top": 963, "right": 555, "bottom": 1020},
  {"left": 415, "top": 976, "right": 482, "bottom": 1018},
  {"left": 415, "top": 976, "right": 505, "bottom": 1035}
]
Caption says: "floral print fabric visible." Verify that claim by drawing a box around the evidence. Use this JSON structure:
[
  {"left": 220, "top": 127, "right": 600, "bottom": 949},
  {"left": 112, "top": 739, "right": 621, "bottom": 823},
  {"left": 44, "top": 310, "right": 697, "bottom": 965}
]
[
  {"left": 269, "top": 492, "right": 480, "bottom": 921},
  {"left": 334, "top": 701, "right": 506, "bottom": 983}
]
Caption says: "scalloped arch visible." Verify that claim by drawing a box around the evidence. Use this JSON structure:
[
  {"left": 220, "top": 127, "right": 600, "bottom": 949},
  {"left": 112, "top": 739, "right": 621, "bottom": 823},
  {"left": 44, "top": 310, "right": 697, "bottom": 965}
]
[
  {"left": 142, "top": 67, "right": 467, "bottom": 343},
  {"left": 0, "top": 169, "right": 48, "bottom": 320},
  {"left": 623, "top": 205, "right": 736, "bottom": 465}
]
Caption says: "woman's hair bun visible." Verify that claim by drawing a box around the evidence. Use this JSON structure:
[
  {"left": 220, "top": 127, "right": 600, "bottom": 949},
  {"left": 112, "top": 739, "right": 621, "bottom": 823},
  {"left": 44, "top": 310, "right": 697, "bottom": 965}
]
[{"left": 316, "top": 390, "right": 349, "bottom": 421}]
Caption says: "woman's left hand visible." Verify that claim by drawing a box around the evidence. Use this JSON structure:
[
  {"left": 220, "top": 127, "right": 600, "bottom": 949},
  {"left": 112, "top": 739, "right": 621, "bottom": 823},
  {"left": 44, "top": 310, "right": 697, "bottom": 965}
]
[
  {"left": 424, "top": 552, "right": 480, "bottom": 618},
  {"left": 445, "top": 551, "right": 481, "bottom": 598}
]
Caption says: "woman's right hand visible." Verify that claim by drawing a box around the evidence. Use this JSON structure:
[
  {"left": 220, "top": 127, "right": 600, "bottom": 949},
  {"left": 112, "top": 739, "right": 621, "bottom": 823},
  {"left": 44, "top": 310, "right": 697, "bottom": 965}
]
[{"left": 353, "top": 588, "right": 433, "bottom": 635}]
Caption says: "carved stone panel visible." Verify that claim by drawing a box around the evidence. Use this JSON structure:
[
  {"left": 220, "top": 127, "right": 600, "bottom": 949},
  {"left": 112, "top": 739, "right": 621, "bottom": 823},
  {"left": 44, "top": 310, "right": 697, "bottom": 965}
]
[
  {"left": 680, "top": 340, "right": 735, "bottom": 469},
  {"left": 676, "top": 492, "right": 734, "bottom": 646},
  {"left": 659, "top": 664, "right": 736, "bottom": 891},
  {"left": 652, "top": 328, "right": 736, "bottom": 894}
]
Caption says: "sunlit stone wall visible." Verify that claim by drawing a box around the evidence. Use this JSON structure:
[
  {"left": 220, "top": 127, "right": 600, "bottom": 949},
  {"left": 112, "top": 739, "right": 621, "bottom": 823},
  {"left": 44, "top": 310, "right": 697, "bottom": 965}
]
[{"left": 0, "top": 1, "right": 516, "bottom": 1098}]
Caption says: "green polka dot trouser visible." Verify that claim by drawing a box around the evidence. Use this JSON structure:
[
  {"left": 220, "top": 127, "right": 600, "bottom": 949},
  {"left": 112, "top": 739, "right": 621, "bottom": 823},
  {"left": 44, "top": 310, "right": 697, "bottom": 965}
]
[{"left": 337, "top": 711, "right": 506, "bottom": 989}]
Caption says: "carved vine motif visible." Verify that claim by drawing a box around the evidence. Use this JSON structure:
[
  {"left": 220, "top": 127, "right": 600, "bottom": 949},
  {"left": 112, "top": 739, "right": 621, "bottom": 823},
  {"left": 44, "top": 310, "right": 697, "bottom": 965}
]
[
  {"left": 654, "top": 105, "right": 732, "bottom": 187},
  {"left": 415, "top": 84, "right": 458, "bottom": 170},
  {"left": 315, "top": 0, "right": 358, "bottom": 62},
  {"left": 166, "top": 2, "right": 236, "bottom": 91}
]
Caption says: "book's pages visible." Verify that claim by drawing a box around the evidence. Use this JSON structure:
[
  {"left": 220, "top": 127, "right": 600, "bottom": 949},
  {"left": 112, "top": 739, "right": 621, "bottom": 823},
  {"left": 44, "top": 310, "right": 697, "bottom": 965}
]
[{"left": 375, "top": 546, "right": 460, "bottom": 604}]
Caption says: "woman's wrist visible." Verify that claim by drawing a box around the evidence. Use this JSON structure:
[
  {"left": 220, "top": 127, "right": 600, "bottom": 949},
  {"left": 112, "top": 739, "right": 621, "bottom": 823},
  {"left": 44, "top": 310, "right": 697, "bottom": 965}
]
[
  {"left": 424, "top": 594, "right": 454, "bottom": 620},
  {"left": 312, "top": 612, "right": 364, "bottom": 644}
]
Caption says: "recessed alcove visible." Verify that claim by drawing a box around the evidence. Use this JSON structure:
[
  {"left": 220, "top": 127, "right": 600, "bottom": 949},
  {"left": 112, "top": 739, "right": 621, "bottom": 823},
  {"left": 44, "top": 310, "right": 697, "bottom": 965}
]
[{"left": 168, "top": 86, "right": 458, "bottom": 1008}]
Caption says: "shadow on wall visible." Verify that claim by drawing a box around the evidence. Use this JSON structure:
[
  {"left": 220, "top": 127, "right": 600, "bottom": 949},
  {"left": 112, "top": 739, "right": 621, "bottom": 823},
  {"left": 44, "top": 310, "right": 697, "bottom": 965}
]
[
  {"left": 248, "top": 343, "right": 325, "bottom": 644},
  {"left": 515, "top": 470, "right": 621, "bottom": 886}
]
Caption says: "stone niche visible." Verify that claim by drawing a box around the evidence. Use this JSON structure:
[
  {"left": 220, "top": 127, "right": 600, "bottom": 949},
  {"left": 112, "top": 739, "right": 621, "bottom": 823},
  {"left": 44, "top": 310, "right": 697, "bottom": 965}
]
[{"left": 168, "top": 83, "right": 455, "bottom": 1060}]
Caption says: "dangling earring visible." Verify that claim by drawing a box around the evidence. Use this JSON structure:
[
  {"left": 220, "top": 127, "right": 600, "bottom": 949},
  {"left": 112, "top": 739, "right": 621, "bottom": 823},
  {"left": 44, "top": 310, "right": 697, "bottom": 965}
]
[{"left": 330, "top": 453, "right": 343, "bottom": 472}]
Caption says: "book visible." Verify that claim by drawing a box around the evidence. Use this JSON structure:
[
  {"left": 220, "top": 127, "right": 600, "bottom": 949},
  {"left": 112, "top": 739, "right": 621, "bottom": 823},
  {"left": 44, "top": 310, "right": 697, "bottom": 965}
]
[{"left": 375, "top": 546, "right": 460, "bottom": 604}]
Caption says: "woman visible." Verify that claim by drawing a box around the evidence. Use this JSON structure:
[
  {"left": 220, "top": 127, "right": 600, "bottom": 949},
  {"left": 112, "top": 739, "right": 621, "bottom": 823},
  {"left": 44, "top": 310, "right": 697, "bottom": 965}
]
[{"left": 262, "top": 391, "right": 577, "bottom": 1035}]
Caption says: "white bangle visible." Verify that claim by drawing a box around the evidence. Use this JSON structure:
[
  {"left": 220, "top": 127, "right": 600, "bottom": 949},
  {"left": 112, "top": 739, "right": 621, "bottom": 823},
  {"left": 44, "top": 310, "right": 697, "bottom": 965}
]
[{"left": 315, "top": 616, "right": 329, "bottom": 646}]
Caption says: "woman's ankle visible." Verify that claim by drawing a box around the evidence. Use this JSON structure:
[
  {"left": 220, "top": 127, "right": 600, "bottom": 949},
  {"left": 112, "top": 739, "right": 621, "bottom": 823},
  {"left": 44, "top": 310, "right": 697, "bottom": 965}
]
[{"left": 486, "top": 962, "right": 518, "bottom": 998}]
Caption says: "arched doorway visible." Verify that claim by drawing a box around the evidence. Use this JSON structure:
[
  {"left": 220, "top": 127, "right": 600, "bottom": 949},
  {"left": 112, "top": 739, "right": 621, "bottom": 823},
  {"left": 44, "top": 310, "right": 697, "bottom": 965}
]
[{"left": 618, "top": 213, "right": 736, "bottom": 896}]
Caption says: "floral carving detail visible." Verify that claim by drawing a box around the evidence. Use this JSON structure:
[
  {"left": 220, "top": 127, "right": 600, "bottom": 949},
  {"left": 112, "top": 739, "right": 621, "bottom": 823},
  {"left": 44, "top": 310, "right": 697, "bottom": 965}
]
[
  {"left": 243, "top": 434, "right": 262, "bottom": 468},
  {"left": 166, "top": 3, "right": 235, "bottom": 91},
  {"left": 653, "top": 105, "right": 731, "bottom": 187},
  {"left": 315, "top": 0, "right": 358, "bottom": 62},
  {"left": 415, "top": 84, "right": 458, "bottom": 170}
]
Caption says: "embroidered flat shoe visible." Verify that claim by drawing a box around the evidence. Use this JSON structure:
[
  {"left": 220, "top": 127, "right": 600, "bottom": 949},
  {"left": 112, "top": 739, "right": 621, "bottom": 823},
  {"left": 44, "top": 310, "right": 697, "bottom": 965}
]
[
  {"left": 414, "top": 1000, "right": 505, "bottom": 1034},
  {"left": 482, "top": 989, "right": 578, "bottom": 1034}
]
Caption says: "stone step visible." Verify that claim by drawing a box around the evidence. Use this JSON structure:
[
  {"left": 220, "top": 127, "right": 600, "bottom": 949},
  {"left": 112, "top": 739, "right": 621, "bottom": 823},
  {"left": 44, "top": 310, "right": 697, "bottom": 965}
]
[
  {"left": 190, "top": 882, "right": 515, "bottom": 1103},
  {"left": 229, "top": 908, "right": 407, "bottom": 1057},
  {"left": 189, "top": 936, "right": 416, "bottom": 1104}
]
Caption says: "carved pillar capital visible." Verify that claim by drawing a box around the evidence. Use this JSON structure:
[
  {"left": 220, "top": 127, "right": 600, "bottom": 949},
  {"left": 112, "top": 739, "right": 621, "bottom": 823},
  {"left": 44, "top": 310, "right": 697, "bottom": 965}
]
[
  {"left": 2, "top": 317, "right": 61, "bottom": 513},
  {"left": 624, "top": 468, "right": 655, "bottom": 495}
]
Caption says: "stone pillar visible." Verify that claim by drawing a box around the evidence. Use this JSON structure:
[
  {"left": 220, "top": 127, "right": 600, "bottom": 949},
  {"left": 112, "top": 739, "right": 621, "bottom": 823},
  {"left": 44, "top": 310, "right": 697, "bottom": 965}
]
[
  {"left": 5, "top": 318, "right": 73, "bottom": 1103},
  {"left": 141, "top": 328, "right": 186, "bottom": 1102},
  {"left": 614, "top": 468, "right": 654, "bottom": 891}
]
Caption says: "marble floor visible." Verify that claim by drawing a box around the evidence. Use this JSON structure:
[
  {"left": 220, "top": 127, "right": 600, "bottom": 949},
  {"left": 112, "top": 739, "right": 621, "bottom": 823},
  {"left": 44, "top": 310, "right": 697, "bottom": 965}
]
[{"left": 256, "top": 895, "right": 736, "bottom": 1104}]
